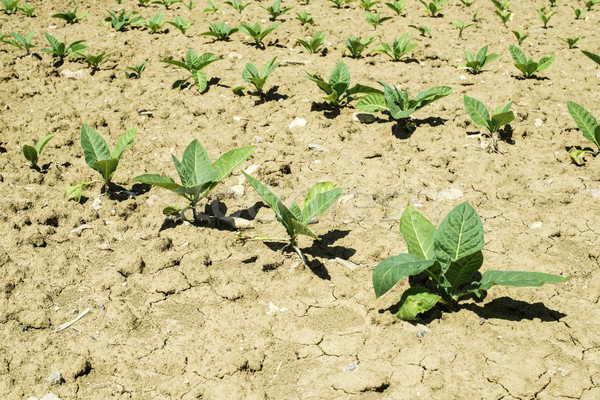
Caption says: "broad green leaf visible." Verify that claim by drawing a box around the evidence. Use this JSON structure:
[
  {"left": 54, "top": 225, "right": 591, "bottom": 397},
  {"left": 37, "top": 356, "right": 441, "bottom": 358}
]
[
  {"left": 569, "top": 148, "right": 592, "bottom": 165},
  {"left": 467, "top": 270, "right": 569, "bottom": 294},
  {"left": 172, "top": 154, "right": 190, "bottom": 186},
  {"left": 475, "top": 45, "right": 488, "bottom": 62},
  {"left": 45, "top": 33, "right": 60, "bottom": 50},
  {"left": 22, "top": 145, "right": 38, "bottom": 165},
  {"left": 494, "top": 100, "right": 513, "bottom": 114},
  {"left": 196, "top": 52, "right": 218, "bottom": 70},
  {"left": 395, "top": 287, "right": 441, "bottom": 320},
  {"left": 536, "top": 54, "right": 554, "bottom": 72},
  {"left": 160, "top": 59, "right": 190, "bottom": 71},
  {"left": 464, "top": 96, "right": 490, "bottom": 129},
  {"left": 66, "top": 181, "right": 93, "bottom": 202},
  {"left": 567, "top": 101, "right": 598, "bottom": 144},
  {"left": 346, "top": 83, "right": 382, "bottom": 97},
  {"left": 304, "top": 182, "right": 339, "bottom": 208},
  {"left": 186, "top": 48, "right": 200, "bottom": 68},
  {"left": 304, "top": 73, "right": 332, "bottom": 94},
  {"left": 515, "top": 62, "right": 538, "bottom": 77},
  {"left": 93, "top": 158, "right": 119, "bottom": 184},
  {"left": 260, "top": 56, "right": 279, "bottom": 77},
  {"left": 488, "top": 110, "right": 515, "bottom": 133},
  {"left": 291, "top": 218, "right": 318, "bottom": 239},
  {"left": 464, "top": 49, "right": 475, "bottom": 63},
  {"left": 434, "top": 202, "right": 484, "bottom": 271},
  {"left": 111, "top": 126, "right": 137, "bottom": 160},
  {"left": 582, "top": 50, "right": 600, "bottom": 66},
  {"left": 445, "top": 250, "right": 483, "bottom": 293},
  {"left": 192, "top": 69, "right": 208, "bottom": 92},
  {"left": 301, "top": 187, "right": 343, "bottom": 224},
  {"left": 323, "top": 89, "right": 340, "bottom": 103},
  {"left": 242, "top": 171, "right": 292, "bottom": 229},
  {"left": 242, "top": 62, "right": 260, "bottom": 82},
  {"left": 80, "top": 124, "right": 110, "bottom": 168},
  {"left": 163, "top": 204, "right": 185, "bottom": 215},
  {"left": 182, "top": 139, "right": 212, "bottom": 185},
  {"left": 509, "top": 45, "right": 527, "bottom": 64},
  {"left": 329, "top": 61, "right": 351, "bottom": 91},
  {"left": 289, "top": 201, "right": 302, "bottom": 221},
  {"left": 34, "top": 133, "right": 57, "bottom": 157},
  {"left": 372, "top": 253, "right": 435, "bottom": 298},
  {"left": 355, "top": 93, "right": 388, "bottom": 113},
  {"left": 209, "top": 145, "right": 255, "bottom": 182},
  {"left": 134, "top": 173, "right": 216, "bottom": 197},
  {"left": 413, "top": 86, "right": 452, "bottom": 110},
  {"left": 594, "top": 126, "right": 600, "bottom": 149},
  {"left": 399, "top": 205, "right": 436, "bottom": 260}
]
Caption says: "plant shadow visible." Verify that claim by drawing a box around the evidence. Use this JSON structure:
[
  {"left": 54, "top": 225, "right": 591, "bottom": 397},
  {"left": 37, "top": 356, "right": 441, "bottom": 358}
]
[
  {"left": 263, "top": 241, "right": 332, "bottom": 280},
  {"left": 310, "top": 101, "right": 341, "bottom": 119},
  {"left": 462, "top": 297, "right": 567, "bottom": 322},
  {"left": 107, "top": 182, "right": 152, "bottom": 202},
  {"left": 391, "top": 116, "right": 447, "bottom": 139}
]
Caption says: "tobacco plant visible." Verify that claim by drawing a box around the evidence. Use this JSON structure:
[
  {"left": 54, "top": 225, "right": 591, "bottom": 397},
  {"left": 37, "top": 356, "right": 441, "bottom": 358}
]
[
  {"left": 167, "top": 16, "right": 194, "bottom": 34},
  {"left": 328, "top": 0, "right": 354, "bottom": 8},
  {"left": 52, "top": 5, "right": 88, "bottom": 23},
  {"left": 582, "top": 0, "right": 600, "bottom": 10},
  {"left": 41, "top": 34, "right": 88, "bottom": 61},
  {"left": 67, "top": 124, "right": 137, "bottom": 201},
  {"left": 373, "top": 203, "right": 569, "bottom": 320},
  {"left": 360, "top": 0, "right": 380, "bottom": 10},
  {"left": 371, "top": 33, "right": 417, "bottom": 61},
  {"left": 419, "top": 0, "right": 447, "bottom": 16},
  {"left": 509, "top": 45, "right": 554, "bottom": 78},
  {"left": 17, "top": 3, "right": 34, "bottom": 16},
  {"left": 451, "top": 20, "right": 476, "bottom": 38},
  {"left": 199, "top": 21, "right": 238, "bottom": 40},
  {"left": 558, "top": 37, "right": 582, "bottom": 49},
  {"left": 365, "top": 11, "right": 392, "bottom": 28},
  {"left": 203, "top": 0, "right": 222, "bottom": 13},
  {"left": 241, "top": 172, "right": 343, "bottom": 264},
  {"left": 238, "top": 22, "right": 280, "bottom": 47},
  {"left": 160, "top": 49, "right": 220, "bottom": 92},
  {"left": 22, "top": 133, "right": 57, "bottom": 169},
  {"left": 85, "top": 52, "right": 112, "bottom": 72},
  {"left": 186, "top": 0, "right": 196, "bottom": 9},
  {"left": 294, "top": 31, "right": 325, "bottom": 54},
  {"left": 138, "top": 0, "right": 153, "bottom": 5},
  {"left": 260, "top": 0, "right": 293, "bottom": 20},
  {"left": 511, "top": 29, "right": 528, "bottom": 45},
  {"left": 105, "top": 9, "right": 145, "bottom": 31},
  {"left": 224, "top": 0, "right": 251, "bottom": 13},
  {"left": 145, "top": 12, "right": 165, "bottom": 33},
  {"left": 152, "top": 0, "right": 182, "bottom": 8},
  {"left": 1, "top": 31, "right": 35, "bottom": 54},
  {"left": 460, "top": 0, "right": 476, "bottom": 6},
  {"left": 125, "top": 61, "right": 147, "bottom": 78},
  {"left": 0, "top": 0, "right": 19, "bottom": 14},
  {"left": 495, "top": 10, "right": 511, "bottom": 24},
  {"left": 464, "top": 95, "right": 514, "bottom": 151},
  {"left": 234, "top": 57, "right": 280, "bottom": 101},
  {"left": 341, "top": 36, "right": 375, "bottom": 58},
  {"left": 295, "top": 11, "right": 314, "bottom": 25},
  {"left": 304, "top": 61, "right": 381, "bottom": 107},
  {"left": 385, "top": 0, "right": 406, "bottom": 14},
  {"left": 538, "top": 6, "right": 556, "bottom": 28},
  {"left": 572, "top": 7, "right": 585, "bottom": 18},
  {"left": 566, "top": 101, "right": 600, "bottom": 165},
  {"left": 134, "top": 140, "right": 255, "bottom": 222},
  {"left": 409, "top": 25, "right": 431, "bottom": 37},
  {"left": 460, "top": 45, "right": 499, "bottom": 74},
  {"left": 492, "top": 0, "right": 510, "bottom": 10}
]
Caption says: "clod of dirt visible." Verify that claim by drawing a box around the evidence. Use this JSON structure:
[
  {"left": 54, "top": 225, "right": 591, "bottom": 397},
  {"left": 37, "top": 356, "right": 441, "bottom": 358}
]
[{"left": 44, "top": 371, "right": 64, "bottom": 385}]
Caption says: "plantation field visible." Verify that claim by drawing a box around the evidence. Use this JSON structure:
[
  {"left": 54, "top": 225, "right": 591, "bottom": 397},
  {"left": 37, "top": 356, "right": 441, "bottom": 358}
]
[{"left": 1, "top": 0, "right": 600, "bottom": 398}]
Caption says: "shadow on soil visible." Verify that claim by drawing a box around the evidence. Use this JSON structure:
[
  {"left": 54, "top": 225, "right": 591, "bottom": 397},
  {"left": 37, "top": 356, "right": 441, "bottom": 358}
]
[
  {"left": 391, "top": 117, "right": 448, "bottom": 139},
  {"left": 463, "top": 297, "right": 567, "bottom": 322}
]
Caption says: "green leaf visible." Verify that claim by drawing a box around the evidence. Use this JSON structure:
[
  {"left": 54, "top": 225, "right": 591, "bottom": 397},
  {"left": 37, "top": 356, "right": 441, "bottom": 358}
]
[
  {"left": 291, "top": 218, "right": 318, "bottom": 239},
  {"left": 301, "top": 187, "right": 343, "bottom": 224},
  {"left": 160, "top": 59, "right": 190, "bottom": 71},
  {"left": 329, "top": 61, "right": 350, "bottom": 91},
  {"left": 413, "top": 86, "right": 452, "bottom": 110},
  {"left": 399, "top": 205, "right": 436, "bottom": 260},
  {"left": 34, "top": 132, "right": 57, "bottom": 158},
  {"left": 509, "top": 45, "right": 527, "bottom": 64},
  {"left": 134, "top": 173, "right": 216, "bottom": 198},
  {"left": 567, "top": 101, "right": 598, "bottom": 144},
  {"left": 463, "top": 96, "right": 490, "bottom": 129},
  {"left": 303, "top": 182, "right": 338, "bottom": 208},
  {"left": 569, "top": 148, "right": 593, "bottom": 165},
  {"left": 163, "top": 204, "right": 185, "bottom": 215},
  {"left": 582, "top": 50, "right": 600, "bottom": 66},
  {"left": 395, "top": 287, "right": 441, "bottom": 320},
  {"left": 434, "top": 202, "right": 484, "bottom": 272},
  {"left": 111, "top": 126, "right": 137, "bottom": 160},
  {"left": 182, "top": 139, "right": 212, "bottom": 185},
  {"left": 22, "top": 145, "right": 38, "bottom": 165},
  {"left": 66, "top": 181, "right": 93, "bottom": 202},
  {"left": 468, "top": 270, "right": 569, "bottom": 294},
  {"left": 242, "top": 171, "right": 294, "bottom": 232},
  {"left": 488, "top": 110, "right": 515, "bottom": 133},
  {"left": 93, "top": 158, "right": 119, "bottom": 184},
  {"left": 207, "top": 145, "right": 255, "bottom": 189},
  {"left": 355, "top": 93, "right": 388, "bottom": 113},
  {"left": 80, "top": 124, "right": 110, "bottom": 168},
  {"left": 192, "top": 69, "right": 208, "bottom": 92},
  {"left": 289, "top": 201, "right": 302, "bottom": 221},
  {"left": 536, "top": 53, "right": 554, "bottom": 72},
  {"left": 372, "top": 253, "right": 436, "bottom": 298},
  {"left": 445, "top": 250, "right": 484, "bottom": 293}
]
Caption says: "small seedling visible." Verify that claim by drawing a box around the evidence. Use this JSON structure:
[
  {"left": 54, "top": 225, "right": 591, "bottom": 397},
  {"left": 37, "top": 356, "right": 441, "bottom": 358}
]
[
  {"left": 67, "top": 124, "right": 137, "bottom": 201},
  {"left": 341, "top": 35, "right": 375, "bottom": 58},
  {"left": 17, "top": 3, "right": 35, "bottom": 17},
  {"left": 328, "top": 0, "right": 354, "bottom": 8},
  {"left": 548, "top": 0, "right": 557, "bottom": 6},
  {"left": 356, "top": 82, "right": 451, "bottom": 124},
  {"left": 41, "top": 34, "right": 88, "bottom": 61},
  {"left": 295, "top": 11, "right": 314, "bottom": 24},
  {"left": 167, "top": 16, "right": 194, "bottom": 34},
  {"left": 161, "top": 49, "right": 220, "bottom": 92},
  {"left": 370, "top": 33, "right": 417, "bottom": 61},
  {"left": 511, "top": 28, "right": 528, "bottom": 45},
  {"left": 52, "top": 5, "right": 88, "bottom": 23},
  {"left": 135, "top": 140, "right": 255, "bottom": 222},
  {"left": 85, "top": 52, "right": 112, "bottom": 72},
  {"left": 185, "top": 0, "right": 196, "bottom": 9},
  {"left": 125, "top": 61, "right": 147, "bottom": 78},
  {"left": 22, "top": 133, "right": 57, "bottom": 169},
  {"left": 304, "top": 60, "right": 381, "bottom": 106},
  {"left": 492, "top": 0, "right": 510, "bottom": 10},
  {"left": 463, "top": 95, "right": 514, "bottom": 151},
  {"left": 241, "top": 173, "right": 343, "bottom": 264},
  {"left": 238, "top": 22, "right": 280, "bottom": 48},
  {"left": 145, "top": 11, "right": 165, "bottom": 33},
  {"left": 582, "top": 0, "right": 600, "bottom": 10},
  {"left": 558, "top": 37, "right": 582, "bottom": 49},
  {"left": 138, "top": 0, "right": 153, "bottom": 5},
  {"left": 566, "top": 101, "right": 600, "bottom": 165},
  {"left": 1, "top": 30, "right": 35, "bottom": 55},
  {"left": 199, "top": 21, "right": 238, "bottom": 40},
  {"left": 460, "top": 45, "right": 499, "bottom": 73},
  {"left": 373, "top": 202, "right": 569, "bottom": 320},
  {"left": 510, "top": 45, "right": 554, "bottom": 78},
  {"left": 419, "top": 0, "right": 447, "bottom": 16},
  {"left": 409, "top": 24, "right": 431, "bottom": 37},
  {"left": 471, "top": 6, "right": 481, "bottom": 21},
  {"left": 105, "top": 9, "right": 145, "bottom": 31},
  {"left": 460, "top": 0, "right": 476, "bottom": 6},
  {"left": 234, "top": 57, "right": 279, "bottom": 100},
  {"left": 260, "top": 0, "right": 293, "bottom": 20},
  {"left": 538, "top": 6, "right": 556, "bottom": 28},
  {"left": 152, "top": 0, "right": 183, "bottom": 8},
  {"left": 224, "top": 0, "right": 251, "bottom": 13},
  {"left": 495, "top": 10, "right": 512, "bottom": 24},
  {"left": 571, "top": 6, "right": 586, "bottom": 18},
  {"left": 360, "top": 0, "right": 380, "bottom": 10},
  {"left": 582, "top": 49, "right": 600, "bottom": 66},
  {"left": 0, "top": 0, "right": 19, "bottom": 14},
  {"left": 294, "top": 31, "right": 325, "bottom": 54},
  {"left": 203, "top": 0, "right": 222, "bottom": 13},
  {"left": 385, "top": 0, "right": 406, "bottom": 14},
  {"left": 365, "top": 11, "right": 392, "bottom": 28},
  {"left": 451, "top": 20, "right": 476, "bottom": 38}
]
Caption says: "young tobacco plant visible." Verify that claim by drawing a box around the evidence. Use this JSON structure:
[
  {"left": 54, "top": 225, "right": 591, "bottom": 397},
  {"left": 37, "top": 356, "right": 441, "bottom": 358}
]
[
  {"left": 152, "top": 0, "right": 183, "bottom": 8},
  {"left": 304, "top": 60, "right": 381, "bottom": 107},
  {"left": 52, "top": 5, "right": 88, "bottom": 24},
  {"left": 203, "top": 0, "right": 222, "bottom": 13},
  {"left": 85, "top": 52, "right": 112, "bottom": 72},
  {"left": 341, "top": 35, "right": 375, "bottom": 58},
  {"left": 538, "top": 6, "right": 556, "bottom": 28},
  {"left": 134, "top": 140, "right": 255, "bottom": 222},
  {"left": 328, "top": 0, "right": 354, "bottom": 8},
  {"left": 464, "top": 95, "right": 514, "bottom": 151},
  {"left": 1, "top": 30, "right": 35, "bottom": 55},
  {"left": 365, "top": 11, "right": 392, "bottom": 28},
  {"left": 373, "top": 202, "right": 569, "bottom": 320},
  {"left": 509, "top": 45, "right": 554, "bottom": 78},
  {"left": 295, "top": 11, "right": 314, "bottom": 25},
  {"left": 294, "top": 31, "right": 325, "bottom": 54},
  {"left": 419, "top": 0, "right": 447, "bottom": 16},
  {"left": 238, "top": 22, "right": 280, "bottom": 47},
  {"left": 359, "top": 0, "right": 380, "bottom": 11},
  {"left": 241, "top": 173, "right": 343, "bottom": 264},
  {"left": 67, "top": 124, "right": 137, "bottom": 201},
  {"left": 166, "top": 16, "right": 194, "bottom": 34},
  {"left": 17, "top": 3, "right": 35, "bottom": 17},
  {"left": 22, "top": 133, "right": 57, "bottom": 169},
  {"left": 495, "top": 10, "right": 512, "bottom": 25},
  {"left": 234, "top": 56, "right": 280, "bottom": 100},
  {"left": 566, "top": 101, "right": 600, "bottom": 165},
  {"left": 260, "top": 0, "right": 293, "bottom": 20},
  {"left": 160, "top": 49, "right": 220, "bottom": 92},
  {"left": 492, "top": 0, "right": 510, "bottom": 10},
  {"left": 511, "top": 29, "right": 528, "bottom": 45},
  {"left": 460, "top": 45, "right": 499, "bottom": 73},
  {"left": 199, "top": 21, "right": 238, "bottom": 40},
  {"left": 356, "top": 82, "right": 452, "bottom": 123},
  {"left": 451, "top": 20, "right": 476, "bottom": 38},
  {"left": 582, "top": 0, "right": 600, "bottom": 10},
  {"left": 145, "top": 11, "right": 165, "bottom": 33},
  {"left": 409, "top": 25, "right": 431, "bottom": 37},
  {"left": 138, "top": 0, "right": 153, "bottom": 5},
  {"left": 105, "top": 9, "right": 145, "bottom": 31},
  {"left": 41, "top": 34, "right": 88, "bottom": 61},
  {"left": 186, "top": 0, "right": 196, "bottom": 9},
  {"left": 224, "top": 0, "right": 251, "bottom": 13},
  {"left": 125, "top": 61, "right": 147, "bottom": 79},
  {"left": 370, "top": 33, "right": 417, "bottom": 61},
  {"left": 385, "top": 0, "right": 406, "bottom": 14},
  {"left": 558, "top": 37, "right": 582, "bottom": 49},
  {"left": 572, "top": 6, "right": 586, "bottom": 18},
  {"left": 0, "top": 0, "right": 19, "bottom": 14},
  {"left": 460, "top": 0, "right": 476, "bottom": 6}
]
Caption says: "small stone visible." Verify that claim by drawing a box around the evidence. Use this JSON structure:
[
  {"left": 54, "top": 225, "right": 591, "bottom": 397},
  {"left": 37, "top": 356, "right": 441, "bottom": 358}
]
[
  {"left": 308, "top": 143, "right": 329, "bottom": 152},
  {"left": 230, "top": 185, "right": 245, "bottom": 197},
  {"left": 61, "top": 69, "right": 85, "bottom": 79},
  {"left": 97, "top": 303, "right": 105, "bottom": 310},
  {"left": 219, "top": 216, "right": 253, "bottom": 229},
  {"left": 343, "top": 363, "right": 359, "bottom": 372},
  {"left": 92, "top": 197, "right": 102, "bottom": 211},
  {"left": 45, "top": 371, "right": 64, "bottom": 385},
  {"left": 267, "top": 302, "right": 279, "bottom": 315},
  {"left": 335, "top": 257, "right": 358, "bottom": 271},
  {"left": 289, "top": 117, "right": 307, "bottom": 128},
  {"left": 460, "top": 75, "right": 467, "bottom": 80},
  {"left": 586, "top": 189, "right": 600, "bottom": 198},
  {"left": 69, "top": 224, "right": 93, "bottom": 236},
  {"left": 535, "top": 118, "right": 543, "bottom": 127},
  {"left": 41, "top": 395, "right": 61, "bottom": 400},
  {"left": 146, "top": 195, "right": 161, "bottom": 205},
  {"left": 596, "top": 71, "right": 600, "bottom": 78},
  {"left": 417, "top": 330, "right": 427, "bottom": 338},
  {"left": 478, "top": 317, "right": 485, "bottom": 325},
  {"left": 352, "top": 112, "right": 376, "bottom": 124},
  {"left": 530, "top": 221, "right": 543, "bottom": 229},
  {"left": 233, "top": 116, "right": 249, "bottom": 121},
  {"left": 253, "top": 136, "right": 263, "bottom": 143},
  {"left": 437, "top": 188, "right": 464, "bottom": 200},
  {"left": 228, "top": 52, "right": 242, "bottom": 60}
]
